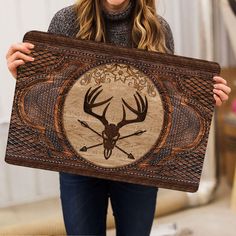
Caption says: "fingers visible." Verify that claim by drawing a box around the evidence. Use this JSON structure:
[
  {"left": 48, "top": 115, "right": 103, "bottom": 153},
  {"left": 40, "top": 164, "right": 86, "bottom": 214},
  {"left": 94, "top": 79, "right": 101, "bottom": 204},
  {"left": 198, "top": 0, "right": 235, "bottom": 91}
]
[
  {"left": 213, "top": 76, "right": 227, "bottom": 85},
  {"left": 8, "top": 60, "right": 25, "bottom": 78},
  {"left": 8, "top": 51, "right": 34, "bottom": 64},
  {"left": 213, "top": 76, "right": 231, "bottom": 107},
  {"left": 213, "top": 83, "right": 231, "bottom": 95},
  {"left": 6, "top": 42, "right": 35, "bottom": 79},
  {"left": 214, "top": 94, "right": 222, "bottom": 107},
  {"left": 213, "top": 88, "right": 229, "bottom": 102},
  {"left": 6, "top": 42, "right": 34, "bottom": 59},
  {"left": 8, "top": 59, "right": 25, "bottom": 70}
]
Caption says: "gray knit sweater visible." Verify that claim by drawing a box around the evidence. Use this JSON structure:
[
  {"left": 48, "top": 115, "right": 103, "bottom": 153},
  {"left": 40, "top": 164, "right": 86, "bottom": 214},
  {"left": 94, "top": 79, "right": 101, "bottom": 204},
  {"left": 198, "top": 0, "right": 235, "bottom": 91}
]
[{"left": 47, "top": 1, "right": 174, "bottom": 54}]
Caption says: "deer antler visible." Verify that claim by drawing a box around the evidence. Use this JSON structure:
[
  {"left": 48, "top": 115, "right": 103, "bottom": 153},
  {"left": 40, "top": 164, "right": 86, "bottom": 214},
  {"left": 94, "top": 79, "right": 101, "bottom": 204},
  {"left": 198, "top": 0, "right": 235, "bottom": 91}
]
[
  {"left": 84, "top": 85, "right": 113, "bottom": 126},
  {"left": 117, "top": 91, "right": 148, "bottom": 129}
]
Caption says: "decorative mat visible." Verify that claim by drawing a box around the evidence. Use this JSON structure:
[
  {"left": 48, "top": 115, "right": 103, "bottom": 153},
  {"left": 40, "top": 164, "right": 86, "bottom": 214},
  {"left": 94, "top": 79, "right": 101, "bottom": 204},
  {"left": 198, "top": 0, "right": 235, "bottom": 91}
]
[{"left": 5, "top": 31, "right": 220, "bottom": 192}]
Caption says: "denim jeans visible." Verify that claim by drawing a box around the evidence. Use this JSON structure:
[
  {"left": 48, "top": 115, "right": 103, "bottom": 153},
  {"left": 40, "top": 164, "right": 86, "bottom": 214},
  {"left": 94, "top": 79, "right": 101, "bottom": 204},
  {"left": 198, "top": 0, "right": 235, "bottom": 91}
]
[{"left": 59, "top": 171, "right": 158, "bottom": 236}]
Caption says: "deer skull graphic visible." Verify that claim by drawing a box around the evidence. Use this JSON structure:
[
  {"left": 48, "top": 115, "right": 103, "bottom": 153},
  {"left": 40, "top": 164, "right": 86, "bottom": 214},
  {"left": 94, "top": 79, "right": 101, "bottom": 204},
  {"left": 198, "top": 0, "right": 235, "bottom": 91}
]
[{"left": 80, "top": 85, "right": 148, "bottom": 160}]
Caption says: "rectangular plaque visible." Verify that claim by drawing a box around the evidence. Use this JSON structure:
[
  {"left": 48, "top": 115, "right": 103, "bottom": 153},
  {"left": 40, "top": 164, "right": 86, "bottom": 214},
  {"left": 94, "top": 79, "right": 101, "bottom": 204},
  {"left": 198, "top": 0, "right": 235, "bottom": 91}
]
[{"left": 5, "top": 31, "right": 220, "bottom": 192}]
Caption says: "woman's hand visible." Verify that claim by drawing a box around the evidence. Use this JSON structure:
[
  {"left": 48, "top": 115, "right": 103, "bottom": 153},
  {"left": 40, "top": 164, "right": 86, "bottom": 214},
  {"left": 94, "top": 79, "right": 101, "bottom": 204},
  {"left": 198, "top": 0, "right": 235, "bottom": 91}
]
[
  {"left": 6, "top": 42, "right": 35, "bottom": 79},
  {"left": 213, "top": 76, "right": 231, "bottom": 107}
]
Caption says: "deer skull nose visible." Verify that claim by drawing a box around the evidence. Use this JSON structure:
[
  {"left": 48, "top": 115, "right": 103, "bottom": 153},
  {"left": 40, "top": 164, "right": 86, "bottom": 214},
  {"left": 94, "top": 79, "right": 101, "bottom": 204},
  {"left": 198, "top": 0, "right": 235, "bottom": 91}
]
[{"left": 104, "top": 148, "right": 112, "bottom": 160}]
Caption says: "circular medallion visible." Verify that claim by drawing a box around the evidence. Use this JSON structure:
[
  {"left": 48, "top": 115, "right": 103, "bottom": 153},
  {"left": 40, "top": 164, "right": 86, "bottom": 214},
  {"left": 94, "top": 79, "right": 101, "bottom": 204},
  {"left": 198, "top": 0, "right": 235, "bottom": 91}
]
[{"left": 63, "top": 63, "right": 164, "bottom": 168}]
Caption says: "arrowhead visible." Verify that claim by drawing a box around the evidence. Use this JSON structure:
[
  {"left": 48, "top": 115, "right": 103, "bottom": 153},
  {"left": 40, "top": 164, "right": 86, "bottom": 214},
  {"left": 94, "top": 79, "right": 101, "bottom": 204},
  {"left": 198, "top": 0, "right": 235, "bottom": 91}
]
[
  {"left": 128, "top": 154, "right": 135, "bottom": 159},
  {"left": 80, "top": 146, "right": 87, "bottom": 152}
]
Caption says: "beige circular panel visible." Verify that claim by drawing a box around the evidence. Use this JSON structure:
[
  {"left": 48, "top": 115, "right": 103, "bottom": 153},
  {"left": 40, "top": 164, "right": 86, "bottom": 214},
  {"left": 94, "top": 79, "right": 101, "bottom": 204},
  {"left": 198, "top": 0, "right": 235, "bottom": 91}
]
[{"left": 63, "top": 63, "right": 164, "bottom": 168}]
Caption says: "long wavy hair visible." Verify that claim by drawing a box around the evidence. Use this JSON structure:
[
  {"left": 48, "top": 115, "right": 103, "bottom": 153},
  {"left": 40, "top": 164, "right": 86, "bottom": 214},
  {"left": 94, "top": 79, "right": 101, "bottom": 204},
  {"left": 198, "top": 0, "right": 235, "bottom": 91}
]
[{"left": 74, "top": 0, "right": 170, "bottom": 53}]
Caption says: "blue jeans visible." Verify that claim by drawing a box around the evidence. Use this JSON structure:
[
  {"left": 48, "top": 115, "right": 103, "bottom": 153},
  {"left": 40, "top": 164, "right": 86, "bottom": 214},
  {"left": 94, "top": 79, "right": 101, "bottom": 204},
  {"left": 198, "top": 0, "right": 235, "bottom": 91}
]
[{"left": 59, "top": 171, "right": 158, "bottom": 236}]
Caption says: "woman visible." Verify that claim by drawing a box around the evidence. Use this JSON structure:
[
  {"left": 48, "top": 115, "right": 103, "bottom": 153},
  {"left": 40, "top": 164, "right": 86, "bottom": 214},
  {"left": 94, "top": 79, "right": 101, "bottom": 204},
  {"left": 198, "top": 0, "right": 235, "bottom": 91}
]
[{"left": 6, "top": 0, "right": 231, "bottom": 235}]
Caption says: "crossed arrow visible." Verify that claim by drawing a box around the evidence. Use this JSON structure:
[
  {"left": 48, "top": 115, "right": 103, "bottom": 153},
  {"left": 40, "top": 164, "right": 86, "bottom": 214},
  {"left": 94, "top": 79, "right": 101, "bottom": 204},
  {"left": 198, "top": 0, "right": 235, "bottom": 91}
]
[{"left": 78, "top": 119, "right": 146, "bottom": 160}]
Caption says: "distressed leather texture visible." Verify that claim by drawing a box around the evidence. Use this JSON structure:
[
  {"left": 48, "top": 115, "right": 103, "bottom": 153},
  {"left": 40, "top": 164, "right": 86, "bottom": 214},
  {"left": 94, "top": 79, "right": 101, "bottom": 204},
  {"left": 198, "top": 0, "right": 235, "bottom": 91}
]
[{"left": 5, "top": 31, "right": 221, "bottom": 192}]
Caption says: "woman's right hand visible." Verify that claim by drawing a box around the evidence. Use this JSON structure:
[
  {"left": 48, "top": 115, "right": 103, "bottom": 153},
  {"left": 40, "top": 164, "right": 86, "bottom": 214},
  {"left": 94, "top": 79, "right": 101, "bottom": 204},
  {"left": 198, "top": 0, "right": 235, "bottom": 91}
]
[{"left": 6, "top": 42, "right": 35, "bottom": 79}]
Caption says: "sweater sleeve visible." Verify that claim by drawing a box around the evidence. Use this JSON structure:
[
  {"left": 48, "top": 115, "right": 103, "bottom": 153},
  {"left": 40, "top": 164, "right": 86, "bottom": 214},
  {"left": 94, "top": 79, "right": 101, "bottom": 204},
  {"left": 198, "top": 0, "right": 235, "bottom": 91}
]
[
  {"left": 47, "top": 5, "right": 79, "bottom": 37},
  {"left": 158, "top": 15, "right": 175, "bottom": 54}
]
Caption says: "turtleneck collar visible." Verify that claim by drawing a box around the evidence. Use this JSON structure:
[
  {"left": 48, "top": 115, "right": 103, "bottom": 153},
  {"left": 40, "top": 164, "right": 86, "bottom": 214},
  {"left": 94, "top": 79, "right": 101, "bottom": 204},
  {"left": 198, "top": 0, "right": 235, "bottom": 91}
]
[{"left": 101, "top": 0, "right": 134, "bottom": 21}]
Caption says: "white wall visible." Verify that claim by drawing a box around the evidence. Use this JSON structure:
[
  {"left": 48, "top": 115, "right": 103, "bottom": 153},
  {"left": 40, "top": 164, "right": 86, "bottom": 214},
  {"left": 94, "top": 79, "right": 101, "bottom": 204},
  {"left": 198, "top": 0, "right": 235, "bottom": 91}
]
[
  {"left": 0, "top": 0, "right": 235, "bottom": 208},
  {"left": 0, "top": 0, "right": 74, "bottom": 124},
  {"left": 0, "top": 0, "right": 75, "bottom": 208}
]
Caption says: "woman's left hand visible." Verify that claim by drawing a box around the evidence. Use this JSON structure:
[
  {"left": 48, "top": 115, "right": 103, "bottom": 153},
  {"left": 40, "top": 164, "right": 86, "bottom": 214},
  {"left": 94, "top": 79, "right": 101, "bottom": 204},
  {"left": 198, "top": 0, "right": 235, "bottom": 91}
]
[{"left": 213, "top": 76, "right": 231, "bottom": 107}]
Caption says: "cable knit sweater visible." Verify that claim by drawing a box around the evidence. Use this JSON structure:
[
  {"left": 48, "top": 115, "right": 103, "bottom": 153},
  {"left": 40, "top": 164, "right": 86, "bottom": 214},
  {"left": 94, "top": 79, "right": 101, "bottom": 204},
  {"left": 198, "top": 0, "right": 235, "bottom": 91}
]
[{"left": 47, "top": 0, "right": 174, "bottom": 54}]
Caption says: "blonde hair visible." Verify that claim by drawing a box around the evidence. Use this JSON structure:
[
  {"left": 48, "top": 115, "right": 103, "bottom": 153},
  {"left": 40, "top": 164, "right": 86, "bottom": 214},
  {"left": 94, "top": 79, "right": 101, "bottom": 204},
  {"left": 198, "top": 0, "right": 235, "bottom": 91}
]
[{"left": 74, "top": 0, "right": 170, "bottom": 53}]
